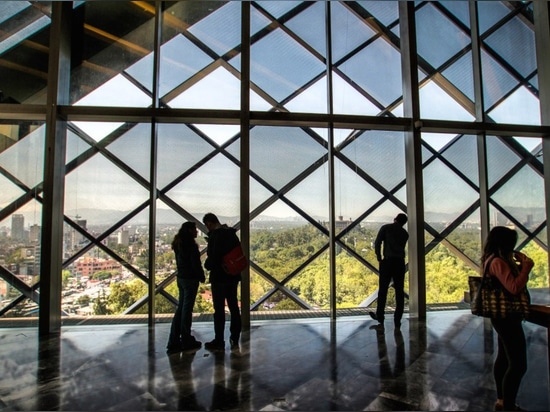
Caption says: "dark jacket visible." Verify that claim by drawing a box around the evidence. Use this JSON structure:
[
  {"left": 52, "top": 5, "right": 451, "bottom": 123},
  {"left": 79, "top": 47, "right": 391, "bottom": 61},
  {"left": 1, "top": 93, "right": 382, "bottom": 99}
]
[
  {"left": 374, "top": 222, "right": 408, "bottom": 261},
  {"left": 174, "top": 240, "right": 205, "bottom": 282},
  {"left": 204, "top": 224, "right": 241, "bottom": 283}
]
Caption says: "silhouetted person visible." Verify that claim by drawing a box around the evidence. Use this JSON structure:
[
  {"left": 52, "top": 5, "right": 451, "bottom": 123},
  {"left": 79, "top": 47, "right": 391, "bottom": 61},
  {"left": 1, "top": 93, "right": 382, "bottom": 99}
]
[
  {"left": 369, "top": 213, "right": 408, "bottom": 330},
  {"left": 202, "top": 213, "right": 242, "bottom": 350},
  {"left": 482, "top": 226, "right": 533, "bottom": 411},
  {"left": 167, "top": 221, "right": 205, "bottom": 354}
]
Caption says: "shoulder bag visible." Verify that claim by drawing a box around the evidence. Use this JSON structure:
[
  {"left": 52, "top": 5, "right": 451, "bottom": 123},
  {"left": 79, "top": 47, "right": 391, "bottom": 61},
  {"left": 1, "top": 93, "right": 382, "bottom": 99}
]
[
  {"left": 469, "top": 257, "right": 530, "bottom": 319},
  {"left": 222, "top": 243, "right": 248, "bottom": 275}
]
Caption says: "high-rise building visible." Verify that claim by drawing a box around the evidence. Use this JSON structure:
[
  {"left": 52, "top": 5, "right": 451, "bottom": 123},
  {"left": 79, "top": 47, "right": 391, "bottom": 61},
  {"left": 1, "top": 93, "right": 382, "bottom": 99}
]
[
  {"left": 71, "top": 218, "right": 88, "bottom": 250},
  {"left": 11, "top": 214, "right": 25, "bottom": 242},
  {"left": 117, "top": 228, "right": 129, "bottom": 247},
  {"left": 29, "top": 224, "right": 41, "bottom": 244}
]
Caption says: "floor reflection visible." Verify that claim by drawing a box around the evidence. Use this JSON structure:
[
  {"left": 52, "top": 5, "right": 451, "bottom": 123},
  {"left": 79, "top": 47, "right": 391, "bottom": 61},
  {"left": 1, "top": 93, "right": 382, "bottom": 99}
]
[
  {"left": 168, "top": 350, "right": 205, "bottom": 411},
  {"left": 0, "top": 310, "right": 548, "bottom": 411}
]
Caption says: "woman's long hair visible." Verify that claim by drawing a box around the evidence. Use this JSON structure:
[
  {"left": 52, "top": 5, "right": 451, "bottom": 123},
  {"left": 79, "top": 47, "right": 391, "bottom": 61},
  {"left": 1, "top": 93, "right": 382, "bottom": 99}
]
[
  {"left": 172, "top": 221, "right": 197, "bottom": 251},
  {"left": 482, "top": 226, "right": 519, "bottom": 275}
]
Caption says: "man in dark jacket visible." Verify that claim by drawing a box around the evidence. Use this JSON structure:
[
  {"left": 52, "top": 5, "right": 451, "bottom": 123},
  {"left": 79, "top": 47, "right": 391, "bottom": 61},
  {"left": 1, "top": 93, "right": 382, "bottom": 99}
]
[
  {"left": 369, "top": 213, "right": 408, "bottom": 330},
  {"left": 202, "top": 213, "right": 242, "bottom": 350}
]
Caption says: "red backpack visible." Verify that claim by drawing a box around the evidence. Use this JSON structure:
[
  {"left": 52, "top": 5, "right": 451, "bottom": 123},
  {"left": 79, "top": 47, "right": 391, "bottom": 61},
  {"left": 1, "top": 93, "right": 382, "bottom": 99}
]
[{"left": 222, "top": 243, "right": 248, "bottom": 275}]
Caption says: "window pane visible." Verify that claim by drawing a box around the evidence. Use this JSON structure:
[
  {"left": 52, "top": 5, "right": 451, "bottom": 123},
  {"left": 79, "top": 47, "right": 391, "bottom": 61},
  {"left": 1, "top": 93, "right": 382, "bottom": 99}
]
[
  {"left": 416, "top": 3, "right": 471, "bottom": 70},
  {"left": 0, "top": 2, "right": 51, "bottom": 104},
  {"left": 335, "top": 128, "right": 406, "bottom": 310},
  {"left": 62, "top": 122, "right": 151, "bottom": 317},
  {"left": 0, "top": 121, "right": 44, "bottom": 317},
  {"left": 249, "top": 126, "right": 328, "bottom": 312},
  {"left": 514, "top": 137, "right": 548, "bottom": 286},
  {"left": 422, "top": 132, "right": 481, "bottom": 304},
  {"left": 482, "top": 6, "right": 539, "bottom": 125},
  {"left": 70, "top": 1, "right": 154, "bottom": 106},
  {"left": 339, "top": 38, "right": 402, "bottom": 110}
]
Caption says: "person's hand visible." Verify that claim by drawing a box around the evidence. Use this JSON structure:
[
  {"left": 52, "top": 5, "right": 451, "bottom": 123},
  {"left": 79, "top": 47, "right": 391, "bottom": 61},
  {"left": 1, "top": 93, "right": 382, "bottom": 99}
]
[
  {"left": 514, "top": 252, "right": 534, "bottom": 270},
  {"left": 514, "top": 251, "right": 527, "bottom": 262}
]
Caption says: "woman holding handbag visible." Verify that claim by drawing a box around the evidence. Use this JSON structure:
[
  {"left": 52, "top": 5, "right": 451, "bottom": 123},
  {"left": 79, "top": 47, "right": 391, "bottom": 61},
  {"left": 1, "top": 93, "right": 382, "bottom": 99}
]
[
  {"left": 166, "top": 221, "right": 206, "bottom": 354},
  {"left": 482, "top": 226, "right": 534, "bottom": 411}
]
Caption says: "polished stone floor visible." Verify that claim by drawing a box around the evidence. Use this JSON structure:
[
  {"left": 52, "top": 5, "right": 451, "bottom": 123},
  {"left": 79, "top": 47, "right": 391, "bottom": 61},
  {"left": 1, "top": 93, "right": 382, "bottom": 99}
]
[{"left": 0, "top": 310, "right": 548, "bottom": 411}]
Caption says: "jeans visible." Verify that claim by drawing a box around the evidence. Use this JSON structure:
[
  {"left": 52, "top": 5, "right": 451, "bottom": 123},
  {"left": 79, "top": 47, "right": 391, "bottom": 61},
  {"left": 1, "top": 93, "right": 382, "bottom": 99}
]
[
  {"left": 211, "top": 280, "right": 241, "bottom": 342},
  {"left": 376, "top": 258, "right": 405, "bottom": 323},
  {"left": 168, "top": 278, "right": 200, "bottom": 347},
  {"left": 491, "top": 317, "right": 527, "bottom": 409}
]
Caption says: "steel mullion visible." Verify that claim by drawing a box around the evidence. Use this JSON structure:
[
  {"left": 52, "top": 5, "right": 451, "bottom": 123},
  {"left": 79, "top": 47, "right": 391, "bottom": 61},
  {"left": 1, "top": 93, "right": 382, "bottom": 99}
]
[
  {"left": 65, "top": 123, "right": 151, "bottom": 190},
  {"left": 488, "top": 199, "right": 537, "bottom": 238},
  {"left": 421, "top": 137, "right": 482, "bottom": 193},
  {"left": 335, "top": 192, "right": 407, "bottom": 242},
  {"left": 335, "top": 149, "right": 408, "bottom": 206},
  {"left": 0, "top": 294, "right": 29, "bottom": 317},
  {"left": 487, "top": 152, "right": 538, "bottom": 198},
  {"left": 437, "top": 201, "right": 482, "bottom": 241},
  {"left": 61, "top": 203, "right": 148, "bottom": 266},
  {"left": 496, "top": 134, "right": 544, "bottom": 176},
  {"left": 249, "top": 264, "right": 314, "bottom": 311},
  {"left": 248, "top": 154, "right": 331, "bottom": 233},
  {"left": 0, "top": 266, "right": 38, "bottom": 301},
  {"left": 39, "top": 1, "right": 71, "bottom": 335},
  {"left": 0, "top": 187, "right": 42, "bottom": 223}
]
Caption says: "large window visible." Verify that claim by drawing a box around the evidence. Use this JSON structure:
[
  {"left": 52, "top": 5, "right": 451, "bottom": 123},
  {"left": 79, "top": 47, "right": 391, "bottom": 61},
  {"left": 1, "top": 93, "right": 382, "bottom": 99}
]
[
  {"left": 0, "top": 1, "right": 548, "bottom": 327},
  {"left": 0, "top": 121, "right": 45, "bottom": 320}
]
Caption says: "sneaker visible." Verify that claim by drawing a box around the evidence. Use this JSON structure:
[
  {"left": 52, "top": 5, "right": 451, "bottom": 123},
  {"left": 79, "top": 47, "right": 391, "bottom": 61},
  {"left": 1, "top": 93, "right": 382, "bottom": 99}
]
[
  {"left": 229, "top": 337, "right": 239, "bottom": 349},
  {"left": 182, "top": 340, "right": 202, "bottom": 351},
  {"left": 205, "top": 339, "right": 225, "bottom": 351},
  {"left": 369, "top": 311, "right": 382, "bottom": 323}
]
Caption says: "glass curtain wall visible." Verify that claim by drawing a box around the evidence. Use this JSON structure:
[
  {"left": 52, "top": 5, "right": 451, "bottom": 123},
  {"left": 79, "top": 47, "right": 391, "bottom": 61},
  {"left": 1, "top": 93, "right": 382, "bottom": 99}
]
[
  {"left": 0, "top": 1, "right": 51, "bottom": 322},
  {"left": 0, "top": 1, "right": 548, "bottom": 326},
  {"left": 419, "top": 1, "right": 548, "bottom": 306},
  {"left": 63, "top": 1, "right": 155, "bottom": 316}
]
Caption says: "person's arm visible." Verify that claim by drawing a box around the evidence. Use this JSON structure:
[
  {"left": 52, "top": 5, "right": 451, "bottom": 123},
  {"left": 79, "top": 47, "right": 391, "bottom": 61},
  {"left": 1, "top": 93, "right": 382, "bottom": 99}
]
[
  {"left": 204, "top": 234, "right": 214, "bottom": 270},
  {"left": 489, "top": 256, "right": 533, "bottom": 295},
  {"left": 374, "top": 226, "right": 385, "bottom": 261},
  {"left": 190, "top": 245, "right": 205, "bottom": 281}
]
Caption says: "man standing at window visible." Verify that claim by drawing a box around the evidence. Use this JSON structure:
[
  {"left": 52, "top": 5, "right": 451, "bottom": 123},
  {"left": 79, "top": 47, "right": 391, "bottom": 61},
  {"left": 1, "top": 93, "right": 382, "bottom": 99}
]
[
  {"left": 202, "top": 213, "right": 242, "bottom": 350},
  {"left": 369, "top": 213, "right": 408, "bottom": 330}
]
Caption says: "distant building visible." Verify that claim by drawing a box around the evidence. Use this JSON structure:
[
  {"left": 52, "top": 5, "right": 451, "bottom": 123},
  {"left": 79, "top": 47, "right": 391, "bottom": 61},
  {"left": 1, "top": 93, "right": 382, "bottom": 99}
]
[
  {"left": 0, "top": 279, "right": 8, "bottom": 299},
  {"left": 75, "top": 257, "right": 122, "bottom": 278},
  {"left": 32, "top": 245, "right": 41, "bottom": 276},
  {"left": 12, "top": 246, "right": 41, "bottom": 277},
  {"left": 11, "top": 214, "right": 25, "bottom": 241},
  {"left": 29, "top": 224, "right": 41, "bottom": 244},
  {"left": 70, "top": 218, "right": 88, "bottom": 250},
  {"left": 525, "top": 214, "right": 533, "bottom": 228},
  {"left": 117, "top": 228, "right": 129, "bottom": 246},
  {"left": 323, "top": 216, "right": 353, "bottom": 231},
  {"left": 335, "top": 216, "right": 352, "bottom": 231}
]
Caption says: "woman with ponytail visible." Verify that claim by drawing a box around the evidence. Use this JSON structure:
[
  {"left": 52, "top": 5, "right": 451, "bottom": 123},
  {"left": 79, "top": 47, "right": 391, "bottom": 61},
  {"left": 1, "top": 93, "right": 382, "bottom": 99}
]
[{"left": 482, "top": 226, "right": 533, "bottom": 411}]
